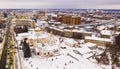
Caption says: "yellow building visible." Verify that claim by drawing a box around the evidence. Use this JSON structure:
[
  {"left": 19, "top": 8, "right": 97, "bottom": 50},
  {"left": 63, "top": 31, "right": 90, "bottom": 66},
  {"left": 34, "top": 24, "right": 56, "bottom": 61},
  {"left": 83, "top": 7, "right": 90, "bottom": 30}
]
[
  {"left": 85, "top": 36, "right": 112, "bottom": 46},
  {"left": 13, "top": 19, "right": 36, "bottom": 28}
]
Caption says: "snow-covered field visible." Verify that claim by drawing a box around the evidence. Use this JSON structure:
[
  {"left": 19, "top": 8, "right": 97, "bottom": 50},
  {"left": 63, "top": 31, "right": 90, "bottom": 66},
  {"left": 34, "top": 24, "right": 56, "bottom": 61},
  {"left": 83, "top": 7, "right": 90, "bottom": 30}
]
[
  {"left": 21, "top": 50, "right": 102, "bottom": 69},
  {"left": 18, "top": 41, "right": 105, "bottom": 69},
  {"left": 15, "top": 29, "right": 111, "bottom": 69}
]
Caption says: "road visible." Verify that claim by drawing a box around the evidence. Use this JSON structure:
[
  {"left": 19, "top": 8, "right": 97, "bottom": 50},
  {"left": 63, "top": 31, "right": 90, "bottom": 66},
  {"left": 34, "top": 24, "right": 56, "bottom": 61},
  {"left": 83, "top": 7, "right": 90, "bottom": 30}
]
[{"left": 0, "top": 17, "right": 15, "bottom": 69}]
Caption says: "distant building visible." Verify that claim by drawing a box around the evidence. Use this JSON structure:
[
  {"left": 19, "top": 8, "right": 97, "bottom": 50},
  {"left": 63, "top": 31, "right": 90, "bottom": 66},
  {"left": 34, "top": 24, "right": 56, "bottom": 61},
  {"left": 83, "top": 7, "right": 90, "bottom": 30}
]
[
  {"left": 71, "top": 16, "right": 81, "bottom": 25},
  {"left": 14, "top": 11, "right": 34, "bottom": 19},
  {"left": 12, "top": 19, "right": 36, "bottom": 28},
  {"left": 57, "top": 14, "right": 65, "bottom": 22},
  {"left": 85, "top": 36, "right": 112, "bottom": 46},
  {"left": 3, "top": 13, "right": 8, "bottom": 18},
  {"left": 37, "top": 11, "right": 46, "bottom": 20},
  {"left": 63, "top": 15, "right": 72, "bottom": 24},
  {"left": 57, "top": 14, "right": 81, "bottom": 25}
]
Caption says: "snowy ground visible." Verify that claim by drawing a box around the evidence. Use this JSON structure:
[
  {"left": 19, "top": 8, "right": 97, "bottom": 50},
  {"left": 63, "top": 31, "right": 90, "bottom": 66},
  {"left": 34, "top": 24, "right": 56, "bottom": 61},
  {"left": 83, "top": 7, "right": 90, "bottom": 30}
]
[
  {"left": 19, "top": 44, "right": 104, "bottom": 69},
  {"left": 15, "top": 30, "right": 107, "bottom": 69}
]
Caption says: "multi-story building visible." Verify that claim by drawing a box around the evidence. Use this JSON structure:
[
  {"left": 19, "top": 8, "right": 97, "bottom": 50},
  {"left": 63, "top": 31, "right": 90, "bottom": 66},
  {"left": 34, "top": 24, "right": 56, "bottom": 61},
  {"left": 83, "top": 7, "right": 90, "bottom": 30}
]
[
  {"left": 56, "top": 14, "right": 81, "bottom": 25},
  {"left": 63, "top": 15, "right": 72, "bottom": 24},
  {"left": 15, "top": 11, "right": 34, "bottom": 19},
  {"left": 12, "top": 18, "right": 36, "bottom": 28},
  {"left": 37, "top": 11, "right": 46, "bottom": 20},
  {"left": 57, "top": 14, "right": 65, "bottom": 22},
  {"left": 71, "top": 16, "right": 81, "bottom": 25}
]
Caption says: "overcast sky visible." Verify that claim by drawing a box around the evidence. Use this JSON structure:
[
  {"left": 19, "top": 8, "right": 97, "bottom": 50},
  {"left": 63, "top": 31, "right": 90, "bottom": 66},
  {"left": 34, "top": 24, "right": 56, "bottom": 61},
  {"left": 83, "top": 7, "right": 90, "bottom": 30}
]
[{"left": 0, "top": 0, "right": 120, "bottom": 9}]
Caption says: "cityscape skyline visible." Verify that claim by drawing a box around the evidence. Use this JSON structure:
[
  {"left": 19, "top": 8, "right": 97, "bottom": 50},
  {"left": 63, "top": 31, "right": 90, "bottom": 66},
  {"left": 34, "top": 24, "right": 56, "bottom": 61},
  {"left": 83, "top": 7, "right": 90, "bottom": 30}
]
[
  {"left": 0, "top": 0, "right": 120, "bottom": 9},
  {"left": 0, "top": 4, "right": 120, "bottom": 69}
]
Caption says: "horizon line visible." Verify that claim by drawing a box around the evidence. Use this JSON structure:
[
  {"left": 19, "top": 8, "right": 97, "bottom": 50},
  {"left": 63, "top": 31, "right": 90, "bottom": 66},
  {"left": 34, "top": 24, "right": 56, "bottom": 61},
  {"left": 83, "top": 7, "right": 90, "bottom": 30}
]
[{"left": 0, "top": 8, "right": 120, "bottom": 10}]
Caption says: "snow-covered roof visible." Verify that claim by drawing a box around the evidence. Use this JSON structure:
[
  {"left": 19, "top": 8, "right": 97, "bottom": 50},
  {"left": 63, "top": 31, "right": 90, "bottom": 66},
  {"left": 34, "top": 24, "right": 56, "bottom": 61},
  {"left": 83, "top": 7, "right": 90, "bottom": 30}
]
[
  {"left": 72, "top": 30, "right": 83, "bottom": 33},
  {"left": 64, "top": 29, "right": 71, "bottom": 32},
  {"left": 76, "top": 47, "right": 92, "bottom": 54},
  {"left": 80, "top": 42, "right": 96, "bottom": 47},
  {"left": 18, "top": 33, "right": 29, "bottom": 37},
  {"left": 64, "top": 38, "right": 77, "bottom": 43},
  {"left": 97, "top": 25, "right": 106, "bottom": 30},
  {"left": 101, "top": 30, "right": 112, "bottom": 35},
  {"left": 116, "top": 22, "right": 120, "bottom": 25},
  {"left": 107, "top": 25, "right": 114, "bottom": 28},
  {"left": 35, "top": 27, "right": 41, "bottom": 31},
  {"left": 45, "top": 46, "right": 59, "bottom": 51},
  {"left": 51, "top": 14, "right": 57, "bottom": 17},
  {"left": 85, "top": 36, "right": 111, "bottom": 42},
  {"left": 58, "top": 26, "right": 64, "bottom": 29},
  {"left": 54, "top": 22, "right": 61, "bottom": 24},
  {"left": 16, "top": 31, "right": 48, "bottom": 41},
  {"left": 37, "top": 20, "right": 47, "bottom": 24}
]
